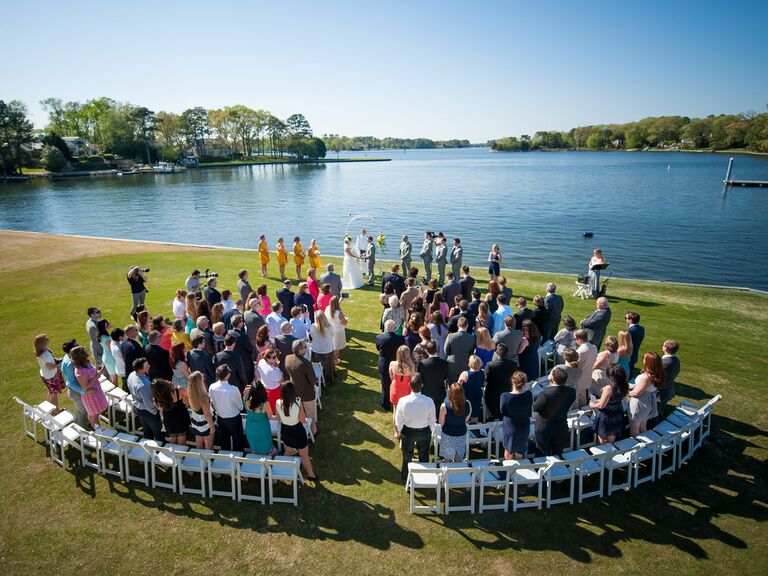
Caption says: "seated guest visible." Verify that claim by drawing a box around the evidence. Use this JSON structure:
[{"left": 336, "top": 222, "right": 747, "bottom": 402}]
[
  {"left": 658, "top": 339, "right": 681, "bottom": 417},
  {"left": 457, "top": 354, "right": 486, "bottom": 422},
  {"left": 151, "top": 378, "right": 190, "bottom": 446},
  {"left": 394, "top": 374, "right": 436, "bottom": 481},
  {"left": 628, "top": 351, "right": 665, "bottom": 436},
  {"left": 257, "top": 348, "right": 284, "bottom": 411},
  {"left": 127, "top": 358, "right": 164, "bottom": 441},
  {"left": 208, "top": 365, "right": 244, "bottom": 451},
  {"left": 500, "top": 371, "right": 533, "bottom": 459},
  {"left": 438, "top": 383, "right": 471, "bottom": 462},
  {"left": 417, "top": 340, "right": 449, "bottom": 413},
  {"left": 533, "top": 366, "right": 576, "bottom": 456},
  {"left": 474, "top": 327, "right": 495, "bottom": 367},
  {"left": 483, "top": 344, "right": 516, "bottom": 421},
  {"left": 590, "top": 364, "right": 628, "bottom": 445},
  {"left": 581, "top": 296, "right": 612, "bottom": 349},
  {"left": 187, "top": 371, "right": 215, "bottom": 450},
  {"left": 275, "top": 381, "right": 316, "bottom": 481},
  {"left": 244, "top": 381, "right": 275, "bottom": 455},
  {"left": 284, "top": 340, "right": 318, "bottom": 434}
]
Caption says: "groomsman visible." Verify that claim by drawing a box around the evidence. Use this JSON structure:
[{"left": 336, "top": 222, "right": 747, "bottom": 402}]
[
  {"left": 364, "top": 236, "right": 376, "bottom": 285},
  {"left": 435, "top": 237, "right": 448, "bottom": 286},
  {"left": 419, "top": 231, "right": 434, "bottom": 282},
  {"left": 400, "top": 235, "right": 412, "bottom": 273},
  {"left": 450, "top": 238, "right": 463, "bottom": 279}
]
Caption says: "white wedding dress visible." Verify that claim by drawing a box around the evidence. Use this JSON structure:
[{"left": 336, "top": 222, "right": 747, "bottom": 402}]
[{"left": 342, "top": 241, "right": 364, "bottom": 289}]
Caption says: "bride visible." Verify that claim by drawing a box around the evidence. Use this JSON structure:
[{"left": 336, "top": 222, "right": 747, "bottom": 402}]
[{"left": 342, "top": 238, "right": 364, "bottom": 289}]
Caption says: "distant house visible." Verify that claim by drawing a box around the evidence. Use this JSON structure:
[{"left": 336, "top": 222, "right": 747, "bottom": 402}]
[
  {"left": 188, "top": 140, "right": 235, "bottom": 158},
  {"left": 62, "top": 137, "right": 100, "bottom": 156}
]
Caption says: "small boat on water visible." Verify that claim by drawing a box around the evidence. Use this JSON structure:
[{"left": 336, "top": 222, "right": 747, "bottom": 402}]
[{"left": 153, "top": 162, "right": 186, "bottom": 174}]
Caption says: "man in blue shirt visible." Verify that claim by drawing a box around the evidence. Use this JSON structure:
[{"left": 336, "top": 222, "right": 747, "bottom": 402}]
[
  {"left": 626, "top": 311, "right": 645, "bottom": 375},
  {"left": 61, "top": 339, "right": 88, "bottom": 427},
  {"left": 127, "top": 358, "right": 164, "bottom": 441}
]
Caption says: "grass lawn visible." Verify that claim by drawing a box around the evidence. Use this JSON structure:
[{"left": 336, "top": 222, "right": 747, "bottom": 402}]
[{"left": 0, "top": 231, "right": 766, "bottom": 575}]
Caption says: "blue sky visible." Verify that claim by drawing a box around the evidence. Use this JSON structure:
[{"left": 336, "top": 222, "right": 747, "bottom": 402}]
[{"left": 4, "top": 0, "right": 767, "bottom": 141}]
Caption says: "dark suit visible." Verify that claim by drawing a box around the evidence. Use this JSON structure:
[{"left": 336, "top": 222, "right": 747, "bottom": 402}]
[
  {"left": 276, "top": 288, "right": 296, "bottom": 319},
  {"left": 381, "top": 272, "right": 405, "bottom": 297},
  {"left": 188, "top": 348, "right": 215, "bottom": 386},
  {"left": 628, "top": 323, "right": 645, "bottom": 373},
  {"left": 445, "top": 330, "right": 475, "bottom": 382},
  {"left": 120, "top": 338, "right": 145, "bottom": 380},
  {"left": 221, "top": 307, "right": 241, "bottom": 332},
  {"left": 215, "top": 349, "right": 248, "bottom": 392},
  {"left": 532, "top": 306, "right": 549, "bottom": 340},
  {"left": 484, "top": 356, "right": 516, "bottom": 420},
  {"left": 514, "top": 307, "right": 534, "bottom": 330},
  {"left": 460, "top": 275, "right": 475, "bottom": 301},
  {"left": 533, "top": 384, "right": 576, "bottom": 456},
  {"left": 203, "top": 286, "right": 222, "bottom": 306},
  {"left": 233, "top": 328, "right": 255, "bottom": 382},
  {"left": 467, "top": 299, "right": 481, "bottom": 317},
  {"left": 441, "top": 280, "right": 462, "bottom": 309},
  {"left": 274, "top": 334, "right": 297, "bottom": 375},
  {"left": 659, "top": 355, "right": 680, "bottom": 413},
  {"left": 375, "top": 331, "right": 406, "bottom": 409},
  {"left": 417, "top": 356, "right": 449, "bottom": 413},
  {"left": 543, "top": 293, "right": 564, "bottom": 341},
  {"left": 447, "top": 310, "right": 476, "bottom": 334},
  {"left": 144, "top": 344, "right": 172, "bottom": 381},
  {"left": 296, "top": 293, "right": 315, "bottom": 323},
  {"left": 581, "top": 307, "right": 612, "bottom": 349}
]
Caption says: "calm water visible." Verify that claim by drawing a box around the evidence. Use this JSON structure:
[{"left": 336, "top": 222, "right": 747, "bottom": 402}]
[{"left": 2, "top": 148, "right": 767, "bottom": 289}]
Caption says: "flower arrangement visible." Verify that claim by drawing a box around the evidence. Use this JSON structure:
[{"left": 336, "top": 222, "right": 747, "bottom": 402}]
[{"left": 377, "top": 234, "right": 386, "bottom": 249}]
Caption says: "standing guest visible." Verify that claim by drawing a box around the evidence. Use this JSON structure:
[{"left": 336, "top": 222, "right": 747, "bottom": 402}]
[
  {"left": 33, "top": 334, "right": 65, "bottom": 413},
  {"left": 266, "top": 302, "right": 285, "bottom": 341},
  {"left": 275, "top": 382, "right": 317, "bottom": 481},
  {"left": 485, "top": 280, "right": 501, "bottom": 314},
  {"left": 587, "top": 248, "right": 607, "bottom": 297},
  {"left": 400, "top": 277, "right": 420, "bottom": 311},
  {"left": 85, "top": 307, "right": 103, "bottom": 369},
  {"left": 120, "top": 325, "right": 144, "bottom": 384},
  {"left": 626, "top": 311, "right": 645, "bottom": 374},
  {"left": 61, "top": 339, "right": 88, "bottom": 427},
  {"left": 458, "top": 354, "right": 486, "bottom": 422},
  {"left": 215, "top": 332, "right": 248, "bottom": 392},
  {"left": 136, "top": 310, "right": 152, "bottom": 346},
  {"left": 188, "top": 335, "right": 215, "bottom": 386},
  {"left": 171, "top": 318, "right": 192, "bottom": 351},
  {"left": 417, "top": 340, "right": 449, "bottom": 413},
  {"left": 316, "top": 283, "right": 333, "bottom": 312},
  {"left": 290, "top": 306, "right": 311, "bottom": 342},
  {"left": 435, "top": 236, "right": 448, "bottom": 285},
  {"left": 617, "top": 330, "right": 633, "bottom": 376},
  {"left": 244, "top": 298, "right": 266, "bottom": 346},
  {"left": 237, "top": 269, "right": 253, "bottom": 304},
  {"left": 295, "top": 282, "right": 315, "bottom": 323},
  {"left": 220, "top": 290, "right": 235, "bottom": 315},
  {"left": 450, "top": 238, "right": 463, "bottom": 280},
  {"left": 151, "top": 315, "right": 172, "bottom": 351},
  {"left": 255, "top": 284, "right": 271, "bottom": 317},
  {"left": 459, "top": 265, "right": 474, "bottom": 301},
  {"left": 127, "top": 359, "right": 164, "bottom": 441},
  {"left": 212, "top": 322, "right": 227, "bottom": 353},
  {"left": 439, "top": 383, "right": 471, "bottom": 462},
  {"left": 475, "top": 301, "right": 492, "bottom": 333},
  {"left": 447, "top": 294, "right": 462, "bottom": 321},
  {"left": 203, "top": 277, "right": 222, "bottom": 306},
  {"left": 255, "top": 325, "right": 272, "bottom": 360},
  {"left": 543, "top": 283, "right": 564, "bottom": 342},
  {"left": 208, "top": 365, "right": 244, "bottom": 451},
  {"left": 187, "top": 371, "right": 215, "bottom": 449},
  {"left": 419, "top": 231, "right": 434, "bottom": 283},
  {"left": 293, "top": 236, "right": 305, "bottom": 279},
  {"left": 170, "top": 342, "right": 191, "bottom": 392},
  {"left": 381, "top": 264, "right": 406, "bottom": 296},
  {"left": 427, "top": 292, "right": 448, "bottom": 323},
  {"left": 554, "top": 315, "right": 577, "bottom": 358},
  {"left": 127, "top": 266, "right": 148, "bottom": 316},
  {"left": 468, "top": 289, "right": 482, "bottom": 316},
  {"left": 309, "top": 310, "right": 336, "bottom": 386},
  {"left": 441, "top": 272, "right": 462, "bottom": 311},
  {"left": 409, "top": 298, "right": 428, "bottom": 328},
  {"left": 258, "top": 235, "right": 270, "bottom": 277},
  {"left": 172, "top": 289, "right": 187, "bottom": 321},
  {"left": 499, "top": 277, "right": 513, "bottom": 307},
  {"left": 531, "top": 295, "right": 549, "bottom": 340},
  {"left": 658, "top": 339, "right": 681, "bottom": 418},
  {"left": 593, "top": 335, "right": 619, "bottom": 372},
  {"left": 197, "top": 299, "right": 212, "bottom": 326},
  {"left": 428, "top": 311, "right": 448, "bottom": 359},
  {"left": 513, "top": 297, "right": 533, "bottom": 330},
  {"left": 145, "top": 330, "right": 173, "bottom": 381},
  {"left": 110, "top": 328, "right": 126, "bottom": 386},
  {"left": 327, "top": 296, "right": 348, "bottom": 365},
  {"left": 474, "top": 327, "right": 495, "bottom": 367},
  {"left": 319, "top": 264, "right": 343, "bottom": 300},
  {"left": 487, "top": 244, "right": 502, "bottom": 280},
  {"left": 307, "top": 269, "right": 320, "bottom": 307},
  {"left": 574, "top": 329, "right": 598, "bottom": 408},
  {"left": 395, "top": 374, "right": 436, "bottom": 481},
  {"left": 500, "top": 371, "right": 534, "bottom": 458},
  {"left": 274, "top": 321, "right": 297, "bottom": 374},
  {"left": 555, "top": 347, "right": 581, "bottom": 391},
  {"left": 389, "top": 345, "right": 416, "bottom": 419},
  {"left": 185, "top": 269, "right": 202, "bottom": 299},
  {"left": 211, "top": 303, "right": 224, "bottom": 328},
  {"left": 382, "top": 295, "right": 406, "bottom": 335},
  {"left": 518, "top": 320, "right": 542, "bottom": 382},
  {"left": 581, "top": 296, "right": 612, "bottom": 349},
  {"left": 257, "top": 348, "right": 284, "bottom": 411},
  {"left": 97, "top": 319, "right": 118, "bottom": 384},
  {"left": 224, "top": 299, "right": 245, "bottom": 333},
  {"left": 417, "top": 325, "right": 432, "bottom": 348},
  {"left": 191, "top": 316, "right": 215, "bottom": 355},
  {"left": 308, "top": 238, "right": 321, "bottom": 270},
  {"left": 185, "top": 292, "right": 198, "bottom": 333},
  {"left": 491, "top": 294, "right": 513, "bottom": 334},
  {"left": 492, "top": 316, "right": 523, "bottom": 367},
  {"left": 284, "top": 340, "right": 319, "bottom": 434},
  {"left": 152, "top": 379, "right": 190, "bottom": 446},
  {"left": 71, "top": 346, "right": 109, "bottom": 430},
  {"left": 400, "top": 235, "right": 412, "bottom": 273},
  {"left": 445, "top": 316, "right": 475, "bottom": 382},
  {"left": 533, "top": 366, "right": 576, "bottom": 456},
  {"left": 448, "top": 300, "right": 476, "bottom": 335},
  {"left": 276, "top": 237, "right": 289, "bottom": 281},
  {"left": 628, "top": 352, "right": 665, "bottom": 435},
  {"left": 483, "top": 344, "right": 516, "bottom": 420},
  {"left": 412, "top": 343, "right": 428, "bottom": 366},
  {"left": 376, "top": 319, "right": 406, "bottom": 411},
  {"left": 404, "top": 313, "right": 423, "bottom": 352},
  {"left": 244, "top": 382, "right": 275, "bottom": 455},
  {"left": 380, "top": 282, "right": 396, "bottom": 329},
  {"left": 275, "top": 280, "right": 295, "bottom": 319},
  {"left": 423, "top": 278, "right": 439, "bottom": 308},
  {"left": 590, "top": 364, "right": 628, "bottom": 444}
]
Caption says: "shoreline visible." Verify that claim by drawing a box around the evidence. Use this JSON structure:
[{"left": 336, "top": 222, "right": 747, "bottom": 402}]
[{"left": 4, "top": 229, "right": 766, "bottom": 296}]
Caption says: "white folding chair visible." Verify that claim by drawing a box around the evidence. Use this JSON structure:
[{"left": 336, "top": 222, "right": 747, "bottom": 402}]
[
  {"left": 538, "top": 341, "right": 556, "bottom": 376},
  {"left": 568, "top": 409, "right": 595, "bottom": 450},
  {"left": 150, "top": 443, "right": 189, "bottom": 492},
  {"left": 432, "top": 425, "right": 443, "bottom": 460},
  {"left": 235, "top": 454, "right": 267, "bottom": 503},
  {"left": 14, "top": 397, "right": 56, "bottom": 442},
  {"left": 590, "top": 444, "right": 633, "bottom": 495},
  {"left": 477, "top": 461, "right": 515, "bottom": 513},
  {"left": 178, "top": 449, "right": 213, "bottom": 496},
  {"left": 99, "top": 379, "right": 115, "bottom": 393},
  {"left": 636, "top": 430, "right": 676, "bottom": 478},
  {"left": 105, "top": 387, "right": 129, "bottom": 430},
  {"left": 508, "top": 459, "right": 549, "bottom": 511},
  {"left": 312, "top": 362, "right": 325, "bottom": 388},
  {"left": 676, "top": 395, "right": 721, "bottom": 442},
  {"left": 266, "top": 456, "right": 303, "bottom": 506},
  {"left": 96, "top": 432, "right": 137, "bottom": 480},
  {"left": 314, "top": 381, "right": 323, "bottom": 410},
  {"left": 122, "top": 438, "right": 154, "bottom": 486},
  {"left": 40, "top": 410, "right": 77, "bottom": 467},
  {"left": 625, "top": 437, "right": 657, "bottom": 487},
  {"left": 441, "top": 463, "right": 476, "bottom": 514},
  {"left": 654, "top": 420, "right": 691, "bottom": 469},
  {"left": 205, "top": 450, "right": 242, "bottom": 499},
  {"left": 563, "top": 449, "right": 604, "bottom": 502},
  {"left": 406, "top": 463, "right": 442, "bottom": 514},
  {"left": 465, "top": 422, "right": 496, "bottom": 460},
  {"left": 574, "top": 281, "right": 591, "bottom": 299},
  {"left": 536, "top": 454, "right": 578, "bottom": 507}
]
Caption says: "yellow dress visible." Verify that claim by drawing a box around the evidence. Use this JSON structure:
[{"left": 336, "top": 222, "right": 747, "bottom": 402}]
[
  {"left": 276, "top": 243, "right": 288, "bottom": 266},
  {"left": 308, "top": 245, "right": 321, "bottom": 269},
  {"left": 258, "top": 240, "right": 270, "bottom": 264},
  {"left": 293, "top": 243, "right": 305, "bottom": 266}
]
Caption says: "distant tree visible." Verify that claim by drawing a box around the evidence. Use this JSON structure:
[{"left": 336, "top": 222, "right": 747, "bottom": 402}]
[
  {"left": 180, "top": 107, "right": 210, "bottom": 156},
  {"left": 130, "top": 106, "right": 157, "bottom": 164},
  {"left": 41, "top": 144, "right": 68, "bottom": 172},
  {"left": 40, "top": 97, "right": 67, "bottom": 135},
  {"left": 155, "top": 111, "right": 182, "bottom": 148},
  {"left": 0, "top": 100, "right": 35, "bottom": 175},
  {"left": 286, "top": 114, "right": 312, "bottom": 137},
  {"left": 41, "top": 132, "right": 73, "bottom": 161}
]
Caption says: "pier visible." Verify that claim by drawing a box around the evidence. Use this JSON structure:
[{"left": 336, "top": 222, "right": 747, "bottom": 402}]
[{"left": 723, "top": 157, "right": 768, "bottom": 188}]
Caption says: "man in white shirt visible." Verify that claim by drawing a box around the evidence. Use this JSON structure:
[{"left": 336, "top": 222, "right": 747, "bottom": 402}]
[
  {"left": 208, "top": 365, "right": 244, "bottom": 451},
  {"left": 356, "top": 228, "right": 368, "bottom": 274},
  {"left": 172, "top": 289, "right": 187, "bottom": 321},
  {"left": 266, "top": 302, "right": 284, "bottom": 341},
  {"left": 574, "top": 329, "right": 598, "bottom": 409},
  {"left": 394, "top": 374, "right": 436, "bottom": 481}
]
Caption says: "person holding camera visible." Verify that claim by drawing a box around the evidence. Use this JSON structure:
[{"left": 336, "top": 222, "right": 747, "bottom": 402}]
[
  {"left": 185, "top": 270, "right": 201, "bottom": 298},
  {"left": 127, "top": 266, "right": 148, "bottom": 316}
]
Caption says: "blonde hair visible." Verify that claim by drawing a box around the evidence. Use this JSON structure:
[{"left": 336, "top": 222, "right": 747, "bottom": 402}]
[
  {"left": 187, "top": 371, "right": 207, "bottom": 412},
  {"left": 33, "top": 334, "right": 49, "bottom": 357},
  {"left": 468, "top": 354, "right": 482, "bottom": 371},
  {"left": 212, "top": 322, "right": 226, "bottom": 337},
  {"left": 185, "top": 293, "right": 198, "bottom": 322},
  {"left": 314, "top": 310, "right": 330, "bottom": 336},
  {"left": 618, "top": 330, "right": 633, "bottom": 357},
  {"left": 511, "top": 370, "right": 527, "bottom": 391},
  {"left": 476, "top": 327, "right": 493, "bottom": 349},
  {"left": 395, "top": 345, "right": 414, "bottom": 374},
  {"left": 604, "top": 335, "right": 618, "bottom": 353}
]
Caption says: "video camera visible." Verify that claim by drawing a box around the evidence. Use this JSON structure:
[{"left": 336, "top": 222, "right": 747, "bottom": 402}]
[
  {"left": 200, "top": 268, "right": 218, "bottom": 279},
  {"left": 139, "top": 268, "right": 150, "bottom": 273}
]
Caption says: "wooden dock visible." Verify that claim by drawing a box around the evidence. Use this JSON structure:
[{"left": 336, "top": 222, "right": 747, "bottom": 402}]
[{"left": 723, "top": 157, "right": 768, "bottom": 188}]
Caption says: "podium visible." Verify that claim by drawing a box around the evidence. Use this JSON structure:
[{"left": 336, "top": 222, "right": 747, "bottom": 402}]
[{"left": 590, "top": 263, "right": 609, "bottom": 297}]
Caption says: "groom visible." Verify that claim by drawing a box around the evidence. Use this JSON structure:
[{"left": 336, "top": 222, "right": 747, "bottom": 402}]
[{"left": 364, "top": 235, "right": 376, "bottom": 285}]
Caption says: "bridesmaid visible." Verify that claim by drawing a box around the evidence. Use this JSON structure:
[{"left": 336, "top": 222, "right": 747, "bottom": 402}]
[
  {"left": 276, "top": 237, "right": 289, "bottom": 281},
  {"left": 293, "top": 236, "right": 305, "bottom": 279},
  {"left": 258, "top": 234, "right": 270, "bottom": 277},
  {"left": 488, "top": 243, "right": 502, "bottom": 281},
  {"left": 308, "top": 239, "right": 321, "bottom": 271}
]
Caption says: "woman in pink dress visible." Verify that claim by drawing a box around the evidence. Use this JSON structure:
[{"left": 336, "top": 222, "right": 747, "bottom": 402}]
[
  {"left": 70, "top": 346, "right": 109, "bottom": 429},
  {"left": 307, "top": 269, "right": 320, "bottom": 309},
  {"left": 316, "top": 283, "right": 333, "bottom": 313},
  {"left": 256, "top": 284, "right": 271, "bottom": 317}
]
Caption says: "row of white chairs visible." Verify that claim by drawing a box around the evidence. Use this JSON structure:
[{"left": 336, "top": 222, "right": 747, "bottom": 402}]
[
  {"left": 407, "top": 395, "right": 721, "bottom": 513},
  {"left": 14, "top": 397, "right": 306, "bottom": 505}
]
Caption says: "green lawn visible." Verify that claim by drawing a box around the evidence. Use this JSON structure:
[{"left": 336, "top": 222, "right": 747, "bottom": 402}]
[{"left": 0, "top": 234, "right": 766, "bottom": 575}]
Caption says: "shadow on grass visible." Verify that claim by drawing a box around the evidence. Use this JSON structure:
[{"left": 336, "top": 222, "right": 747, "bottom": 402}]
[{"left": 606, "top": 294, "right": 664, "bottom": 308}]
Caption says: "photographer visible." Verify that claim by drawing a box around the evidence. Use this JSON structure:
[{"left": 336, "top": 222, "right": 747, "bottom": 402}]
[
  {"left": 185, "top": 270, "right": 202, "bottom": 298},
  {"left": 127, "top": 266, "right": 148, "bottom": 316}
]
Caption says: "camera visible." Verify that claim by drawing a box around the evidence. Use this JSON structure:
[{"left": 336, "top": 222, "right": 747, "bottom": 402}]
[
  {"left": 200, "top": 268, "right": 218, "bottom": 279},
  {"left": 140, "top": 268, "right": 150, "bottom": 273}
]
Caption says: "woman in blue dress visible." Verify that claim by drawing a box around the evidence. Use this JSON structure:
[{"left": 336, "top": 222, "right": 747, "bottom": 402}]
[
  {"left": 457, "top": 355, "right": 485, "bottom": 423},
  {"left": 590, "top": 364, "right": 629, "bottom": 444},
  {"left": 518, "top": 319, "right": 542, "bottom": 382},
  {"left": 438, "top": 383, "right": 471, "bottom": 461},
  {"left": 487, "top": 244, "right": 502, "bottom": 280},
  {"left": 97, "top": 319, "right": 117, "bottom": 385},
  {"left": 500, "top": 371, "right": 533, "bottom": 458}
]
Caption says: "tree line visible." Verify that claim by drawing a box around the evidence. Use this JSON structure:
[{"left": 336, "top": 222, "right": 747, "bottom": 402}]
[
  {"left": 321, "top": 134, "right": 472, "bottom": 153},
  {"left": 0, "top": 97, "right": 327, "bottom": 175},
  {"left": 490, "top": 111, "right": 768, "bottom": 153}
]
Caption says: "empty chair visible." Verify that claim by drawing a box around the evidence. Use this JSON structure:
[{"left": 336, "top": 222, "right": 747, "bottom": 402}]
[
  {"left": 636, "top": 429, "right": 676, "bottom": 478},
  {"left": 654, "top": 419, "right": 693, "bottom": 469},
  {"left": 266, "top": 456, "right": 303, "bottom": 506},
  {"left": 621, "top": 436, "right": 657, "bottom": 487},
  {"left": 477, "top": 461, "right": 516, "bottom": 513},
  {"left": 205, "top": 450, "right": 242, "bottom": 499},
  {"left": 675, "top": 395, "right": 721, "bottom": 442},
  {"left": 590, "top": 443, "right": 633, "bottom": 495},
  {"left": 406, "top": 462, "right": 443, "bottom": 514},
  {"left": 178, "top": 449, "right": 213, "bottom": 496},
  {"left": 235, "top": 454, "right": 267, "bottom": 503},
  {"left": 149, "top": 443, "right": 189, "bottom": 492},
  {"left": 508, "top": 459, "right": 549, "bottom": 511},
  {"left": 312, "top": 362, "right": 325, "bottom": 388},
  {"left": 465, "top": 422, "right": 497, "bottom": 460},
  {"left": 441, "top": 463, "right": 476, "bottom": 514},
  {"left": 40, "top": 410, "right": 77, "bottom": 467},
  {"left": 96, "top": 432, "right": 137, "bottom": 480},
  {"left": 14, "top": 397, "right": 56, "bottom": 442},
  {"left": 568, "top": 409, "right": 595, "bottom": 450},
  {"left": 122, "top": 438, "right": 154, "bottom": 486},
  {"left": 562, "top": 449, "right": 604, "bottom": 503},
  {"left": 536, "top": 454, "right": 578, "bottom": 507}
]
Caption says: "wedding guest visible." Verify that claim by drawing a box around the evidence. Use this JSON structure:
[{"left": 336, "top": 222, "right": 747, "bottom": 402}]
[
  {"left": 409, "top": 298, "right": 427, "bottom": 327},
  {"left": 382, "top": 264, "right": 405, "bottom": 296},
  {"left": 295, "top": 282, "right": 315, "bottom": 323},
  {"left": 400, "top": 277, "right": 420, "bottom": 311},
  {"left": 395, "top": 374, "right": 436, "bottom": 481},
  {"left": 417, "top": 340, "right": 449, "bottom": 413},
  {"left": 266, "top": 302, "right": 285, "bottom": 341},
  {"left": 628, "top": 352, "right": 665, "bottom": 435},
  {"left": 188, "top": 335, "right": 215, "bottom": 386},
  {"left": 290, "top": 306, "right": 311, "bottom": 342},
  {"left": 438, "top": 383, "right": 471, "bottom": 461},
  {"left": 293, "top": 236, "right": 305, "bottom": 279},
  {"left": 255, "top": 325, "right": 272, "bottom": 362},
  {"left": 71, "top": 346, "right": 109, "bottom": 430},
  {"left": 152, "top": 378, "right": 190, "bottom": 446},
  {"left": 236, "top": 269, "right": 253, "bottom": 305},
  {"left": 310, "top": 310, "right": 335, "bottom": 385},
  {"left": 319, "top": 264, "right": 342, "bottom": 299},
  {"left": 626, "top": 310, "right": 645, "bottom": 374},
  {"left": 441, "top": 272, "right": 462, "bottom": 309},
  {"left": 136, "top": 310, "right": 152, "bottom": 346},
  {"left": 404, "top": 313, "right": 423, "bottom": 351},
  {"left": 244, "top": 382, "right": 275, "bottom": 455},
  {"left": 487, "top": 244, "right": 501, "bottom": 280},
  {"left": 447, "top": 299, "right": 475, "bottom": 335},
  {"left": 276, "top": 237, "right": 289, "bottom": 281},
  {"left": 307, "top": 268, "right": 320, "bottom": 307},
  {"left": 173, "top": 289, "right": 187, "bottom": 321},
  {"left": 518, "top": 319, "right": 542, "bottom": 382},
  {"left": 110, "top": 328, "right": 126, "bottom": 386},
  {"left": 151, "top": 315, "right": 172, "bottom": 351},
  {"left": 492, "top": 316, "right": 523, "bottom": 367},
  {"left": 257, "top": 348, "right": 284, "bottom": 411},
  {"left": 594, "top": 335, "right": 619, "bottom": 372},
  {"left": 500, "top": 371, "right": 533, "bottom": 458},
  {"left": 485, "top": 280, "right": 501, "bottom": 314},
  {"left": 316, "top": 283, "right": 333, "bottom": 312},
  {"left": 215, "top": 332, "right": 248, "bottom": 392},
  {"left": 381, "top": 295, "right": 405, "bottom": 335},
  {"left": 483, "top": 344, "right": 516, "bottom": 420},
  {"left": 276, "top": 279, "right": 296, "bottom": 319},
  {"left": 531, "top": 295, "right": 549, "bottom": 339},
  {"left": 254, "top": 284, "right": 271, "bottom": 317},
  {"left": 498, "top": 277, "right": 513, "bottom": 305},
  {"left": 284, "top": 340, "right": 318, "bottom": 434},
  {"left": 581, "top": 296, "right": 612, "bottom": 349},
  {"left": 514, "top": 297, "right": 533, "bottom": 329},
  {"left": 389, "top": 345, "right": 416, "bottom": 434},
  {"left": 203, "top": 277, "right": 222, "bottom": 306},
  {"left": 276, "top": 382, "right": 317, "bottom": 481},
  {"left": 208, "top": 365, "right": 244, "bottom": 451},
  {"left": 428, "top": 311, "right": 448, "bottom": 359},
  {"left": 459, "top": 265, "right": 474, "bottom": 301},
  {"left": 272, "top": 321, "right": 295, "bottom": 374},
  {"left": 574, "top": 329, "right": 598, "bottom": 408},
  {"left": 376, "top": 319, "right": 406, "bottom": 411},
  {"left": 145, "top": 330, "right": 173, "bottom": 381},
  {"left": 474, "top": 327, "right": 495, "bottom": 367},
  {"left": 658, "top": 340, "right": 681, "bottom": 417},
  {"left": 85, "top": 306, "right": 103, "bottom": 369},
  {"left": 185, "top": 292, "right": 198, "bottom": 333},
  {"left": 445, "top": 316, "right": 476, "bottom": 383},
  {"left": 533, "top": 366, "right": 576, "bottom": 456},
  {"left": 556, "top": 347, "right": 581, "bottom": 390},
  {"left": 492, "top": 294, "right": 513, "bottom": 334},
  {"left": 127, "top": 358, "right": 164, "bottom": 441},
  {"left": 423, "top": 278, "right": 439, "bottom": 307},
  {"left": 617, "top": 330, "right": 633, "bottom": 376},
  {"left": 457, "top": 354, "right": 485, "bottom": 422},
  {"left": 212, "top": 322, "right": 227, "bottom": 353},
  {"left": 211, "top": 302, "right": 224, "bottom": 326},
  {"left": 590, "top": 364, "right": 628, "bottom": 444},
  {"left": 33, "top": 334, "right": 65, "bottom": 413},
  {"left": 542, "top": 283, "right": 564, "bottom": 342},
  {"left": 428, "top": 292, "right": 448, "bottom": 322},
  {"left": 554, "top": 315, "right": 577, "bottom": 357},
  {"left": 244, "top": 299, "right": 265, "bottom": 347},
  {"left": 97, "top": 319, "right": 118, "bottom": 385},
  {"left": 120, "top": 325, "right": 144, "bottom": 384},
  {"left": 171, "top": 318, "right": 192, "bottom": 351},
  {"left": 170, "top": 342, "right": 191, "bottom": 393},
  {"left": 468, "top": 289, "right": 482, "bottom": 316}
]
